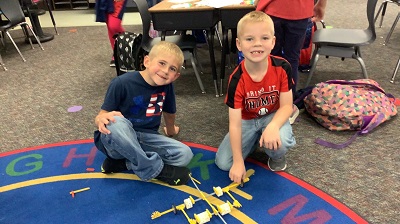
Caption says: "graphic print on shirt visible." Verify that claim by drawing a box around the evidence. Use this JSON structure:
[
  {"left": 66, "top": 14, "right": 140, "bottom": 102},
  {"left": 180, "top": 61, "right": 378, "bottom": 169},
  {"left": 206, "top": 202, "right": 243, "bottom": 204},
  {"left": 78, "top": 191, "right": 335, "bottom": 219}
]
[
  {"left": 146, "top": 92, "right": 166, "bottom": 117},
  {"left": 131, "top": 96, "right": 146, "bottom": 115},
  {"left": 245, "top": 86, "right": 279, "bottom": 116}
]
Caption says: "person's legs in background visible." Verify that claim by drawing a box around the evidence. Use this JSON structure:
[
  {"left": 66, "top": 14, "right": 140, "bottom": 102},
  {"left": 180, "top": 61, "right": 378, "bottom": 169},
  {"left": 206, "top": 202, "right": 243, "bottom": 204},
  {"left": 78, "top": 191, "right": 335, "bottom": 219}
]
[
  {"left": 282, "top": 18, "right": 309, "bottom": 95},
  {"left": 270, "top": 17, "right": 309, "bottom": 124},
  {"left": 147, "top": 0, "right": 161, "bottom": 7},
  {"left": 283, "top": 19, "right": 308, "bottom": 124},
  {"left": 106, "top": 0, "right": 126, "bottom": 67},
  {"left": 106, "top": 14, "right": 125, "bottom": 67},
  {"left": 270, "top": 16, "right": 284, "bottom": 58},
  {"left": 270, "top": 17, "right": 309, "bottom": 94}
]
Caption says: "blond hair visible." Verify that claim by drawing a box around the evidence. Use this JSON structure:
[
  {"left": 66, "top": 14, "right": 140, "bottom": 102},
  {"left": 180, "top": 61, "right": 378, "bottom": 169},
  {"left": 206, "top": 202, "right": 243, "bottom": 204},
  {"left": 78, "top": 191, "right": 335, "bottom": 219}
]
[
  {"left": 148, "top": 41, "right": 184, "bottom": 66},
  {"left": 237, "top": 11, "right": 274, "bottom": 37}
]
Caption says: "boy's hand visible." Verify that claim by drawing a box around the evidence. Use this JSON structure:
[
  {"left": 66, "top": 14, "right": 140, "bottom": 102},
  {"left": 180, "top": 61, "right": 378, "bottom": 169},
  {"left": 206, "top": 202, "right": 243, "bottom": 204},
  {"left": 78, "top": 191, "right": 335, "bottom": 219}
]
[
  {"left": 96, "top": 111, "right": 124, "bottom": 134},
  {"left": 163, "top": 125, "right": 180, "bottom": 137},
  {"left": 229, "top": 162, "right": 246, "bottom": 184},
  {"left": 259, "top": 125, "right": 281, "bottom": 150}
]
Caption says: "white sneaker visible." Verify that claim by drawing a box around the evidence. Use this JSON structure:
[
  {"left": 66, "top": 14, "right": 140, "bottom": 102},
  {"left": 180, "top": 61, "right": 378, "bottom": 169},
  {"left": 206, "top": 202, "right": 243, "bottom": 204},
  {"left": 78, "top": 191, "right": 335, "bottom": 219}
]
[
  {"left": 268, "top": 156, "right": 287, "bottom": 171},
  {"left": 289, "top": 104, "right": 299, "bottom": 124}
]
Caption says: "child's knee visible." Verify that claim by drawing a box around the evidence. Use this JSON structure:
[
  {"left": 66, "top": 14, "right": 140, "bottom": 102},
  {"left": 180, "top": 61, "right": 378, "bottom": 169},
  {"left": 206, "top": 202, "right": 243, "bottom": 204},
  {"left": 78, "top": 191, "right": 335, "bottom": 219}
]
[
  {"left": 280, "top": 134, "right": 296, "bottom": 149},
  {"left": 279, "top": 123, "right": 296, "bottom": 149},
  {"left": 106, "top": 116, "right": 130, "bottom": 132},
  {"left": 181, "top": 146, "right": 194, "bottom": 166},
  {"left": 170, "top": 144, "right": 193, "bottom": 167},
  {"left": 215, "top": 157, "right": 232, "bottom": 171}
]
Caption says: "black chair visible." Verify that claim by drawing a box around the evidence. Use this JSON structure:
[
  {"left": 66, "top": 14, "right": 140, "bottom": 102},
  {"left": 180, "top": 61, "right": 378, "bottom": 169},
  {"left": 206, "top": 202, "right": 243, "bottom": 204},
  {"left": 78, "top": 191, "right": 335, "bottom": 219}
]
[
  {"left": 0, "top": 0, "right": 44, "bottom": 70},
  {"left": 132, "top": 0, "right": 205, "bottom": 94},
  {"left": 21, "top": 0, "right": 58, "bottom": 35},
  {"left": 374, "top": 0, "right": 400, "bottom": 45},
  {"left": 390, "top": 56, "right": 400, "bottom": 83},
  {"left": 0, "top": 52, "right": 6, "bottom": 71},
  {"left": 304, "top": 0, "right": 378, "bottom": 87}
]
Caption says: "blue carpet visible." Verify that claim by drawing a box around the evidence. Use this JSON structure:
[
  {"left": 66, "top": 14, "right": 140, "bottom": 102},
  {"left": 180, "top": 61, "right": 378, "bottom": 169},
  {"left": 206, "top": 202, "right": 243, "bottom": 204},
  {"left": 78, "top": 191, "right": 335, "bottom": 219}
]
[{"left": 0, "top": 140, "right": 367, "bottom": 224}]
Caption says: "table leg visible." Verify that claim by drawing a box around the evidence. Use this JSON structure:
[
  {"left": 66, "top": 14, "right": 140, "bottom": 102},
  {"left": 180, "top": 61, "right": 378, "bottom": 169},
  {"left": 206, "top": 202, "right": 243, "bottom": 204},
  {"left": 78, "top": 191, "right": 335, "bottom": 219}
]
[
  {"left": 0, "top": 53, "right": 7, "bottom": 71},
  {"left": 207, "top": 29, "right": 219, "bottom": 97},
  {"left": 161, "top": 31, "right": 166, "bottom": 41},
  {"left": 220, "top": 27, "right": 229, "bottom": 97},
  {"left": 44, "top": 0, "right": 59, "bottom": 35}
]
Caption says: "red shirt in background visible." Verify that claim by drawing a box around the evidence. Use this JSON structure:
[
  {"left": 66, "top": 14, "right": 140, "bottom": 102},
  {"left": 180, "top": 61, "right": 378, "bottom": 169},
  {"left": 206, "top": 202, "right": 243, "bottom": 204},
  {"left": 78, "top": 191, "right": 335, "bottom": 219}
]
[{"left": 256, "top": 0, "right": 315, "bottom": 20}]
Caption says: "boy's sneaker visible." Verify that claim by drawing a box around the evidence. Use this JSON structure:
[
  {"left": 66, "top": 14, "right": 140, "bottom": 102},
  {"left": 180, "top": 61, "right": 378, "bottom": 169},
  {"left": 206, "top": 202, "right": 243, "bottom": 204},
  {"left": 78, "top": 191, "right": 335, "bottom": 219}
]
[
  {"left": 156, "top": 164, "right": 190, "bottom": 186},
  {"left": 289, "top": 104, "right": 300, "bottom": 124},
  {"left": 268, "top": 156, "right": 287, "bottom": 171},
  {"left": 110, "top": 60, "right": 115, "bottom": 67},
  {"left": 101, "top": 158, "right": 128, "bottom": 174}
]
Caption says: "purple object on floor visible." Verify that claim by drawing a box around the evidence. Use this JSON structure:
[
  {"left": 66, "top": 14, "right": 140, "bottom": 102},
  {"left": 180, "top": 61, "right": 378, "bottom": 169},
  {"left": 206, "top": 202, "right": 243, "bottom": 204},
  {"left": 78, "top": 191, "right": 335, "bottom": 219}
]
[{"left": 68, "top": 106, "right": 83, "bottom": 112}]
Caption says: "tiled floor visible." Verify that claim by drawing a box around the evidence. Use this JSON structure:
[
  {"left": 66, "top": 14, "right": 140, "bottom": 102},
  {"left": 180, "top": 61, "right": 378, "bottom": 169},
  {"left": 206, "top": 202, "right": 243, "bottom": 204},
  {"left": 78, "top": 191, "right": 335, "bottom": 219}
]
[{"left": 37, "top": 8, "right": 141, "bottom": 28}]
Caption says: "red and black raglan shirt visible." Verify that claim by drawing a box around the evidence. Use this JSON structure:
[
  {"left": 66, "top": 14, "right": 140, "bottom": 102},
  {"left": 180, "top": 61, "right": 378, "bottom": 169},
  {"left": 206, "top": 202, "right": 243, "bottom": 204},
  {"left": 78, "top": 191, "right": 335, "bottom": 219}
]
[{"left": 225, "top": 55, "right": 293, "bottom": 120}]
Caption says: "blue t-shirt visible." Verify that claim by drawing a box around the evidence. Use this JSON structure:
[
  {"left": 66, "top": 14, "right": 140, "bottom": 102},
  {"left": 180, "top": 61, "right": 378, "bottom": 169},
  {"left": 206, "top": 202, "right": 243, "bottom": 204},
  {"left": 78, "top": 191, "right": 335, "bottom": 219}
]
[{"left": 101, "top": 71, "right": 176, "bottom": 134}]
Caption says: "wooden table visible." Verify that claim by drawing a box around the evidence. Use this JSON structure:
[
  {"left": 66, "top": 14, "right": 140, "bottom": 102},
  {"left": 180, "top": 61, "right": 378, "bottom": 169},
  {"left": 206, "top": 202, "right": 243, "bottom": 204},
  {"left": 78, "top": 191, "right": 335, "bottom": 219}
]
[
  {"left": 219, "top": 4, "right": 254, "bottom": 96},
  {"left": 149, "top": 1, "right": 254, "bottom": 97},
  {"left": 149, "top": 0, "right": 220, "bottom": 96}
]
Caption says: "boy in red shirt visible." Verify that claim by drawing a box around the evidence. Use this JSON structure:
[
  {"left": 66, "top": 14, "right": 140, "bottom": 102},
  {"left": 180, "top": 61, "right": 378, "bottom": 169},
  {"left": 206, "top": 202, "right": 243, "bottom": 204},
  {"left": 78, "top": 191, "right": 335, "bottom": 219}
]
[{"left": 215, "top": 11, "right": 296, "bottom": 184}]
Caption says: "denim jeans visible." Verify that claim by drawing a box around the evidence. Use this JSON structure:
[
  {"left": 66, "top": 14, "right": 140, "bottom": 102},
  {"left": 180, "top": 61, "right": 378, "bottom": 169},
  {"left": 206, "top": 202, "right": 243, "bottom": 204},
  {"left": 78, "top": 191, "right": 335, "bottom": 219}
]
[
  {"left": 100, "top": 116, "right": 193, "bottom": 181},
  {"left": 215, "top": 113, "right": 296, "bottom": 171},
  {"left": 270, "top": 16, "right": 309, "bottom": 94}
]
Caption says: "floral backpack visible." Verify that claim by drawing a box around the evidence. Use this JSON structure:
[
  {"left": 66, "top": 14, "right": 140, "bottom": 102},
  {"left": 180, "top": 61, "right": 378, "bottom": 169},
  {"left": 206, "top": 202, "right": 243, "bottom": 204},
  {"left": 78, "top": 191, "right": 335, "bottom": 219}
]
[{"left": 302, "top": 79, "right": 398, "bottom": 149}]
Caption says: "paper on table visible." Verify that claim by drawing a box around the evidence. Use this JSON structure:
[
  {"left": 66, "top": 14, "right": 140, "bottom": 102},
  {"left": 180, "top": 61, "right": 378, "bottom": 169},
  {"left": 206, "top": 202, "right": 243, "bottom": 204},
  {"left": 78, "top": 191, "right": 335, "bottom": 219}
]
[
  {"left": 195, "top": 0, "right": 243, "bottom": 8},
  {"left": 168, "top": 0, "right": 196, "bottom": 3},
  {"left": 171, "top": 3, "right": 192, "bottom": 8}
]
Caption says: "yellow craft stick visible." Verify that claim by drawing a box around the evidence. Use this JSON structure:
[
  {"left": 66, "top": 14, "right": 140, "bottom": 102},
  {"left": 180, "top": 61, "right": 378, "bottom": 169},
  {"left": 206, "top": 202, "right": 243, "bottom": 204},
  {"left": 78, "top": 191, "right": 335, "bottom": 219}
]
[
  {"left": 189, "top": 175, "right": 219, "bottom": 215},
  {"left": 70, "top": 187, "right": 90, "bottom": 194},
  {"left": 70, "top": 187, "right": 90, "bottom": 195},
  {"left": 151, "top": 207, "right": 176, "bottom": 219},
  {"left": 191, "top": 176, "right": 201, "bottom": 185}
]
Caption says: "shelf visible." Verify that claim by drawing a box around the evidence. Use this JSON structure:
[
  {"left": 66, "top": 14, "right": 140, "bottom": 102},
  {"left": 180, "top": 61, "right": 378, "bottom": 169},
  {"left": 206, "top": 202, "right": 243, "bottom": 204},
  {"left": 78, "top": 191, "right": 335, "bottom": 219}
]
[
  {"left": 52, "top": 0, "right": 72, "bottom": 9},
  {"left": 51, "top": 0, "right": 89, "bottom": 10},
  {"left": 72, "top": 0, "right": 89, "bottom": 9}
]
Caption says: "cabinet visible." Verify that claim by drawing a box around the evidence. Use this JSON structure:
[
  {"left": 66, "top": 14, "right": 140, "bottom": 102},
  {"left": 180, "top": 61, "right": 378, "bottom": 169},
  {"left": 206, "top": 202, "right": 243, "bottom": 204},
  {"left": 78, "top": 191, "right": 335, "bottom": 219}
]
[
  {"left": 71, "top": 0, "right": 89, "bottom": 9},
  {"left": 52, "top": 0, "right": 89, "bottom": 9}
]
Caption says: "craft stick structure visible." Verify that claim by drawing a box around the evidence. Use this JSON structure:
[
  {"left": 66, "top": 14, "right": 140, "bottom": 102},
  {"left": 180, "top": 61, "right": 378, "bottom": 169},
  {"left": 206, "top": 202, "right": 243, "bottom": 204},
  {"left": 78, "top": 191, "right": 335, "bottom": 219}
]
[{"left": 151, "top": 169, "right": 255, "bottom": 223}]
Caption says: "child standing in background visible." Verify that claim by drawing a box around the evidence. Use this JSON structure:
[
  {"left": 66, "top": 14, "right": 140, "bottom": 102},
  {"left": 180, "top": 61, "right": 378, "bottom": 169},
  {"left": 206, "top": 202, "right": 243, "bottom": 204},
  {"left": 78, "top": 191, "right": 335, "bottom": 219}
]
[
  {"left": 255, "top": 0, "right": 327, "bottom": 123},
  {"left": 95, "top": 0, "right": 127, "bottom": 67}
]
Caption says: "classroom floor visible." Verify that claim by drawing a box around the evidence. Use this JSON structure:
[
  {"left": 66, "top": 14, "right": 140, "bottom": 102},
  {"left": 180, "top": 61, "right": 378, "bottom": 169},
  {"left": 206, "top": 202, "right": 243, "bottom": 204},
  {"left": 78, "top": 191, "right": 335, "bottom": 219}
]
[
  {"left": 35, "top": 7, "right": 141, "bottom": 28},
  {"left": 3, "top": 2, "right": 399, "bottom": 223}
]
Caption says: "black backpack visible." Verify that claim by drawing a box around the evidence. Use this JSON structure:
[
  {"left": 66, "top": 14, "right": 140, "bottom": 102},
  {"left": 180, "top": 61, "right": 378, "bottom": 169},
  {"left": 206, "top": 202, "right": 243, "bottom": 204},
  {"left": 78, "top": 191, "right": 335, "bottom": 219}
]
[{"left": 113, "top": 31, "right": 146, "bottom": 76}]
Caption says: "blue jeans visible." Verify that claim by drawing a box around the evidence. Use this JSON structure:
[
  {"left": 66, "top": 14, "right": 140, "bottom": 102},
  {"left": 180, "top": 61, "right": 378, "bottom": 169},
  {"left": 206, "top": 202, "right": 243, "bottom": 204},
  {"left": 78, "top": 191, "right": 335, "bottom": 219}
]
[
  {"left": 100, "top": 116, "right": 193, "bottom": 181},
  {"left": 215, "top": 113, "right": 296, "bottom": 171},
  {"left": 270, "top": 16, "right": 309, "bottom": 94}
]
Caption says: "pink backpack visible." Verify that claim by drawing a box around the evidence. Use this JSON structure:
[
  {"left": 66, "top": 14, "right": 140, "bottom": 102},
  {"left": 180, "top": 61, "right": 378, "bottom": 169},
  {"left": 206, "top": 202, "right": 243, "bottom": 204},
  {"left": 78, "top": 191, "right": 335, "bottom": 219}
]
[{"left": 303, "top": 79, "right": 398, "bottom": 149}]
